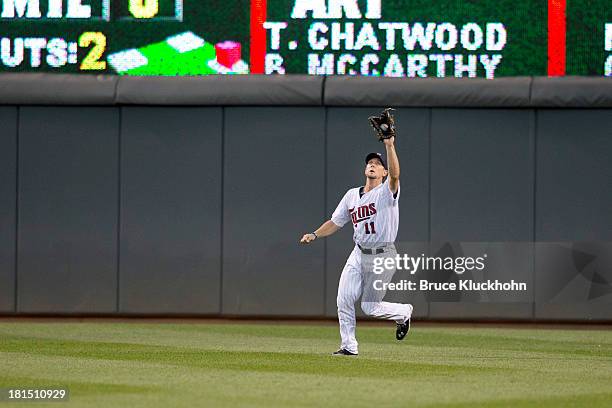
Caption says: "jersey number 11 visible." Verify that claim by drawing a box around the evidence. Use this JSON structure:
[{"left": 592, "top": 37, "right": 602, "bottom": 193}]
[{"left": 364, "top": 222, "right": 376, "bottom": 234}]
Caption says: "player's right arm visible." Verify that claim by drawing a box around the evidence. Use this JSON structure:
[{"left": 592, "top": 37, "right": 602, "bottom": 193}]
[
  {"left": 300, "top": 190, "right": 351, "bottom": 244},
  {"left": 300, "top": 220, "right": 340, "bottom": 244}
]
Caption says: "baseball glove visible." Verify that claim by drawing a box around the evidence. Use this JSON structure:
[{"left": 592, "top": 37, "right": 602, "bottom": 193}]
[{"left": 368, "top": 108, "right": 396, "bottom": 142}]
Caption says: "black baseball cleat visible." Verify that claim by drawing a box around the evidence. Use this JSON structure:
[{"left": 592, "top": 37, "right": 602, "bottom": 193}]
[
  {"left": 396, "top": 317, "right": 411, "bottom": 340},
  {"left": 332, "top": 348, "right": 358, "bottom": 356}
]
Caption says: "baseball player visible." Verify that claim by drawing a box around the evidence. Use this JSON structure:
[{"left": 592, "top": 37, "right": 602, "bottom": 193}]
[{"left": 300, "top": 109, "right": 413, "bottom": 356}]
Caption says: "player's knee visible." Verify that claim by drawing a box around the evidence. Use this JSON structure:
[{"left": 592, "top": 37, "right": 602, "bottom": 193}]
[{"left": 361, "top": 301, "right": 381, "bottom": 316}]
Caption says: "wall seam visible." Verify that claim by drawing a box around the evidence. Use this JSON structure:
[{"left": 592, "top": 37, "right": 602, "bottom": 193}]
[
  {"left": 14, "top": 106, "right": 20, "bottom": 313},
  {"left": 219, "top": 107, "right": 225, "bottom": 315},
  {"left": 321, "top": 76, "right": 327, "bottom": 106},
  {"left": 427, "top": 108, "right": 432, "bottom": 243},
  {"left": 427, "top": 107, "right": 433, "bottom": 318},
  {"left": 113, "top": 78, "right": 120, "bottom": 104},
  {"left": 323, "top": 106, "right": 328, "bottom": 315},
  {"left": 116, "top": 107, "right": 123, "bottom": 313},
  {"left": 531, "top": 108, "right": 538, "bottom": 321}
]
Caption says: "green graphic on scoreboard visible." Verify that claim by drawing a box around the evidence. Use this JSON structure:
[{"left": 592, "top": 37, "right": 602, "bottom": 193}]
[
  {"left": 566, "top": 0, "right": 612, "bottom": 75},
  {"left": 107, "top": 32, "right": 249, "bottom": 75}
]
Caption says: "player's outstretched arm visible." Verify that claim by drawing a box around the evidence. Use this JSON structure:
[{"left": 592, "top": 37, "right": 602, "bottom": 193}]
[
  {"left": 384, "top": 136, "right": 400, "bottom": 194},
  {"left": 300, "top": 220, "right": 340, "bottom": 244}
]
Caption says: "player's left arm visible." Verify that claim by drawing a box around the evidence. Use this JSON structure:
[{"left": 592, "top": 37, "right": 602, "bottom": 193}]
[{"left": 383, "top": 136, "right": 399, "bottom": 194}]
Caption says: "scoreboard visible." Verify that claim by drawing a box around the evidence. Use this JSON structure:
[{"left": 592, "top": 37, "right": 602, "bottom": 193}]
[{"left": 0, "top": 0, "right": 610, "bottom": 77}]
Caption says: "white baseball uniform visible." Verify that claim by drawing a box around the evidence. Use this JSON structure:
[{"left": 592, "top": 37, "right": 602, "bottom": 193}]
[{"left": 331, "top": 178, "right": 412, "bottom": 354}]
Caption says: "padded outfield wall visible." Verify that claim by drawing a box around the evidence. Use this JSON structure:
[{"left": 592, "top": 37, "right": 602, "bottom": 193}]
[{"left": 0, "top": 74, "right": 611, "bottom": 321}]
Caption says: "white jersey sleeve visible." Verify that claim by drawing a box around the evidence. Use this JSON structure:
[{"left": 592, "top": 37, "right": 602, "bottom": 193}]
[
  {"left": 331, "top": 190, "right": 352, "bottom": 227},
  {"left": 381, "top": 178, "right": 400, "bottom": 204}
]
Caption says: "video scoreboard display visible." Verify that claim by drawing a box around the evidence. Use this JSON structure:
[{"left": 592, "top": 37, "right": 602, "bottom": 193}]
[{"left": 0, "top": 0, "right": 609, "bottom": 77}]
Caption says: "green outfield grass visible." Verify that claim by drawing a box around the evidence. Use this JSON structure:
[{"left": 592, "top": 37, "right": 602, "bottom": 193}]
[{"left": 1, "top": 321, "right": 611, "bottom": 407}]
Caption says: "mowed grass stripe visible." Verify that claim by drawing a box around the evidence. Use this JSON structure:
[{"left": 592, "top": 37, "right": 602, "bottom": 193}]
[
  {"left": 0, "top": 334, "right": 502, "bottom": 378},
  {"left": 2, "top": 323, "right": 610, "bottom": 358},
  {"left": 426, "top": 392, "right": 612, "bottom": 408}
]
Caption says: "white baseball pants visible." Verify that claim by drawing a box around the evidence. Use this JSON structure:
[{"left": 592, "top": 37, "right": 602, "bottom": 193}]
[{"left": 336, "top": 245, "right": 412, "bottom": 354}]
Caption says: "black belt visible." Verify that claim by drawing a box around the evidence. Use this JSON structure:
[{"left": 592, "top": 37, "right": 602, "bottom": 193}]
[{"left": 357, "top": 244, "right": 387, "bottom": 255}]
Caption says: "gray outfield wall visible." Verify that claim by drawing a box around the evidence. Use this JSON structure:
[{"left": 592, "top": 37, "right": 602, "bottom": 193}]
[{"left": 0, "top": 74, "right": 611, "bottom": 321}]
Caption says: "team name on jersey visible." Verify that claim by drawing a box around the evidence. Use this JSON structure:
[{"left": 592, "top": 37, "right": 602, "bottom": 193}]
[{"left": 349, "top": 203, "right": 376, "bottom": 225}]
